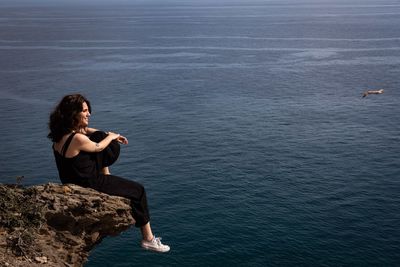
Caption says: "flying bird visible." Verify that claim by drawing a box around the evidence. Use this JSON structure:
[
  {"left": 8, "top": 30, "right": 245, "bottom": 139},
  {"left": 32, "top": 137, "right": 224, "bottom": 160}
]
[{"left": 362, "top": 89, "right": 384, "bottom": 98}]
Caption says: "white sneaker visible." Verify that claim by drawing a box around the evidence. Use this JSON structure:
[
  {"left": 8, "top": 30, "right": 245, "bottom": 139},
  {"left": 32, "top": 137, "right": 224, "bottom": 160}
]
[{"left": 141, "top": 237, "right": 170, "bottom": 253}]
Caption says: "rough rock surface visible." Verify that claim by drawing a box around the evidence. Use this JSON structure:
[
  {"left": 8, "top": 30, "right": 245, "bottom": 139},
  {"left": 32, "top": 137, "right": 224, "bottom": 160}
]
[{"left": 0, "top": 183, "right": 135, "bottom": 267}]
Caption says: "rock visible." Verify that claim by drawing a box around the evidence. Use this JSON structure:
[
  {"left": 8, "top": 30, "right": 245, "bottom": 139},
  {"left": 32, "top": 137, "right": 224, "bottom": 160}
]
[
  {"left": 0, "top": 183, "right": 135, "bottom": 267},
  {"left": 34, "top": 256, "right": 48, "bottom": 264}
]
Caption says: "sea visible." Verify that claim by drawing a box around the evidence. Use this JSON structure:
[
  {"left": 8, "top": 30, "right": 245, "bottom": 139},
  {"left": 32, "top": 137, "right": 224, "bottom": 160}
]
[{"left": 0, "top": 0, "right": 399, "bottom": 266}]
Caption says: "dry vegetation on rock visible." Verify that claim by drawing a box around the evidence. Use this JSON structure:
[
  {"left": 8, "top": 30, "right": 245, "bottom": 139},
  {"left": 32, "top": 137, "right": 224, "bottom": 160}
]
[{"left": 0, "top": 183, "right": 135, "bottom": 267}]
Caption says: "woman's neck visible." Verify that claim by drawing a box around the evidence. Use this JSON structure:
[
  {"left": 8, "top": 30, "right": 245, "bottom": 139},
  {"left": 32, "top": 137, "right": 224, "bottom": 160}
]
[{"left": 73, "top": 127, "right": 88, "bottom": 135}]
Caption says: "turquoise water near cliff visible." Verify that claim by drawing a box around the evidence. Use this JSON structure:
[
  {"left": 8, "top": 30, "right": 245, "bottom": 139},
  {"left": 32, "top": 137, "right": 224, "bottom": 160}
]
[{"left": 0, "top": 0, "right": 399, "bottom": 266}]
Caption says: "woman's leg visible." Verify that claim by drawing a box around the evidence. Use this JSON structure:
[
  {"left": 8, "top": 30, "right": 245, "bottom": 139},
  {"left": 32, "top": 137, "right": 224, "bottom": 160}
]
[
  {"left": 140, "top": 222, "right": 154, "bottom": 241},
  {"left": 89, "top": 174, "right": 151, "bottom": 228},
  {"left": 89, "top": 131, "right": 120, "bottom": 174},
  {"left": 101, "top": 166, "right": 110, "bottom": 175},
  {"left": 89, "top": 175, "right": 170, "bottom": 252},
  {"left": 88, "top": 175, "right": 170, "bottom": 252}
]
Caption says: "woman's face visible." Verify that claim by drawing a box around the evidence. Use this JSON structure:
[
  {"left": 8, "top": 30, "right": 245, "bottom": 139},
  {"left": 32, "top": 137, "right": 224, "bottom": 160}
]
[{"left": 78, "top": 102, "right": 91, "bottom": 128}]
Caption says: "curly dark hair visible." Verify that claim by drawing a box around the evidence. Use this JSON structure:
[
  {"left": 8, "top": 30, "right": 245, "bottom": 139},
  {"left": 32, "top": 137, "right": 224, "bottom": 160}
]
[{"left": 48, "top": 94, "right": 91, "bottom": 142}]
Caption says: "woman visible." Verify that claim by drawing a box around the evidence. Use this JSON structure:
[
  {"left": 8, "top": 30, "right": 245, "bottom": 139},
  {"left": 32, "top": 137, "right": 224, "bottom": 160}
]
[{"left": 48, "top": 94, "right": 170, "bottom": 253}]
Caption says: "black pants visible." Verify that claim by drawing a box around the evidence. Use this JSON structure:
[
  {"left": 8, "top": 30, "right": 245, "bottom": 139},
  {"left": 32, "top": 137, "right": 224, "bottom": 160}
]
[{"left": 88, "top": 131, "right": 150, "bottom": 227}]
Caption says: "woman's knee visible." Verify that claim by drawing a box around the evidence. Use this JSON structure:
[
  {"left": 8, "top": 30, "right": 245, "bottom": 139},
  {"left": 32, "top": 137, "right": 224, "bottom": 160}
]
[
  {"left": 136, "top": 182, "right": 146, "bottom": 196},
  {"left": 89, "top": 131, "right": 107, "bottom": 142},
  {"left": 89, "top": 131, "right": 120, "bottom": 167}
]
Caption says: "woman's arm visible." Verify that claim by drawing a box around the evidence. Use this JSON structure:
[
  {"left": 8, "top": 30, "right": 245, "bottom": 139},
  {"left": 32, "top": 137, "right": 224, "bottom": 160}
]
[
  {"left": 81, "top": 127, "right": 128, "bottom": 144},
  {"left": 75, "top": 132, "right": 121, "bottom": 153}
]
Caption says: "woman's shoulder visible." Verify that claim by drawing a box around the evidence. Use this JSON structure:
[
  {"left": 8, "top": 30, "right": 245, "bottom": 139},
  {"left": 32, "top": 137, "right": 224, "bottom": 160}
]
[
  {"left": 73, "top": 132, "right": 91, "bottom": 144},
  {"left": 53, "top": 132, "right": 79, "bottom": 153}
]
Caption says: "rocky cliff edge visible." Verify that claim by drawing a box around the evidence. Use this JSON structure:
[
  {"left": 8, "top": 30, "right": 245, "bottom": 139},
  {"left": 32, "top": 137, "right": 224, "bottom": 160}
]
[{"left": 0, "top": 183, "right": 135, "bottom": 267}]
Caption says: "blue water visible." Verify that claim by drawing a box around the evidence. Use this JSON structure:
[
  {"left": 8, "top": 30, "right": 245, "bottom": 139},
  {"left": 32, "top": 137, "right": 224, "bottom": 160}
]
[{"left": 1, "top": 0, "right": 400, "bottom": 266}]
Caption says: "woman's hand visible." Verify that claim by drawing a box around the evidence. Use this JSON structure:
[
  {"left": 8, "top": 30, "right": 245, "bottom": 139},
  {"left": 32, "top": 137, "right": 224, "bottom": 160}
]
[
  {"left": 107, "top": 131, "right": 120, "bottom": 140},
  {"left": 108, "top": 131, "right": 128, "bottom": 144},
  {"left": 116, "top": 135, "right": 128, "bottom": 145}
]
